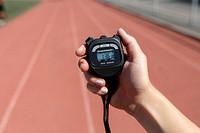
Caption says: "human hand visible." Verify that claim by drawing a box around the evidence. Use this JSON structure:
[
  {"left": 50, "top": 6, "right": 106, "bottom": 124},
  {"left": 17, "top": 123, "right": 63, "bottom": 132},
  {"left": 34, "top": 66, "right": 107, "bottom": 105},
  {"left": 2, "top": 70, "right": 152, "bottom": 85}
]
[{"left": 76, "top": 28, "right": 151, "bottom": 114}]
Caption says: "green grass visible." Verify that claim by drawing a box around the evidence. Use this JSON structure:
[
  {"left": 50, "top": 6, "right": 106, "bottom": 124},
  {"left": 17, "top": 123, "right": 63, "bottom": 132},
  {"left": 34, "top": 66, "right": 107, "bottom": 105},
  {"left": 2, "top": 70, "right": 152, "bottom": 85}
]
[{"left": 4, "top": 0, "right": 39, "bottom": 21}]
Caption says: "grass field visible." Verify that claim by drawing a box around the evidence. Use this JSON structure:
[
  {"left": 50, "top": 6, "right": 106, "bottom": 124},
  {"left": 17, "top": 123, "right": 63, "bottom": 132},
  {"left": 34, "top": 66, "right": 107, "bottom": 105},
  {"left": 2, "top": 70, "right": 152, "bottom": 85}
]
[{"left": 4, "top": 0, "right": 39, "bottom": 21}]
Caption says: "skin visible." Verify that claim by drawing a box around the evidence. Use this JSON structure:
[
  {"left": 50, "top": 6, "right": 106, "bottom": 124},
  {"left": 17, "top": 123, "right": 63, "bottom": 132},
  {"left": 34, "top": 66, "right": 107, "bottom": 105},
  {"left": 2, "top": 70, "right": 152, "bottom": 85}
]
[{"left": 76, "top": 28, "right": 200, "bottom": 133}]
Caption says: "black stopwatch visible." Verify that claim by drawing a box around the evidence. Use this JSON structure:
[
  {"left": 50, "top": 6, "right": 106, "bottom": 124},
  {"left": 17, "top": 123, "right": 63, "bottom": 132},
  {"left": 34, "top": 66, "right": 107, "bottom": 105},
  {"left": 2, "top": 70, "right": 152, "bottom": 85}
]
[
  {"left": 85, "top": 35, "right": 125, "bottom": 78},
  {"left": 85, "top": 35, "right": 125, "bottom": 133}
]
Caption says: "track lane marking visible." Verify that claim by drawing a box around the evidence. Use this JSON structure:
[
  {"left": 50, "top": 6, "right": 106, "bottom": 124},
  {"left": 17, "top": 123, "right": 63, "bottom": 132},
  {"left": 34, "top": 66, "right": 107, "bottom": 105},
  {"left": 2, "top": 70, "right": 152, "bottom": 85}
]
[
  {"left": 79, "top": 2, "right": 110, "bottom": 35},
  {"left": 0, "top": 4, "right": 60, "bottom": 133},
  {"left": 67, "top": 3, "right": 95, "bottom": 133}
]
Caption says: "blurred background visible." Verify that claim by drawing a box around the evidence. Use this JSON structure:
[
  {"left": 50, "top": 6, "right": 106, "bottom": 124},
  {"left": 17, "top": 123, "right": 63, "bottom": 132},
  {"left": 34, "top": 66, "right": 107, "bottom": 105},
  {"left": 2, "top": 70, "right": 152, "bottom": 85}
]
[
  {"left": 0, "top": 0, "right": 39, "bottom": 26},
  {"left": 0, "top": 0, "right": 200, "bottom": 132},
  {"left": 4, "top": 0, "right": 38, "bottom": 20},
  {"left": 102, "top": 0, "right": 200, "bottom": 39}
]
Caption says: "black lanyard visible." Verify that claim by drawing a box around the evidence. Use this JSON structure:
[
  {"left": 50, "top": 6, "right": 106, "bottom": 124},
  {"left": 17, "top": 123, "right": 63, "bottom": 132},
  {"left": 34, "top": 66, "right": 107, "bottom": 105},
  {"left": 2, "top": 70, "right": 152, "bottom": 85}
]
[
  {"left": 101, "top": 77, "right": 119, "bottom": 133},
  {"left": 102, "top": 95, "right": 111, "bottom": 133}
]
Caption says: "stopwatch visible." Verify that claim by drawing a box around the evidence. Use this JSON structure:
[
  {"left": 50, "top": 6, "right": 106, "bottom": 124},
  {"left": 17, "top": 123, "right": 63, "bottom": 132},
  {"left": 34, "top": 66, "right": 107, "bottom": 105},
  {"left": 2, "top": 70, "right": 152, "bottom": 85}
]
[{"left": 85, "top": 35, "right": 125, "bottom": 78}]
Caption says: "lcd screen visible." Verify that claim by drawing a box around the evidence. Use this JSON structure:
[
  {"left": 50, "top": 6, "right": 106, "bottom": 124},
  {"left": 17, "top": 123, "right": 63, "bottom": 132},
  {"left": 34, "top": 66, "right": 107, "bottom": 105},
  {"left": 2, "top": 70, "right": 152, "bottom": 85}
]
[{"left": 97, "top": 50, "right": 115, "bottom": 62}]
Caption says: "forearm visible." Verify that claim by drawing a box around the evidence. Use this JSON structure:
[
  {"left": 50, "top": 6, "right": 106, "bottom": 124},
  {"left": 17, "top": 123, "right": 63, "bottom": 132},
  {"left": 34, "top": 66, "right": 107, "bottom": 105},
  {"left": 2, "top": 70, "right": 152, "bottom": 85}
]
[{"left": 128, "top": 84, "right": 200, "bottom": 133}]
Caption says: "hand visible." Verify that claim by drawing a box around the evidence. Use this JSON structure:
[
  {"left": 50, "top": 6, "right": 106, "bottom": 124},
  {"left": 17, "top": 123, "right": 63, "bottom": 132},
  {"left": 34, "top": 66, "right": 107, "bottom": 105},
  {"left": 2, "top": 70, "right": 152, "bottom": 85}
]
[{"left": 76, "top": 28, "right": 151, "bottom": 114}]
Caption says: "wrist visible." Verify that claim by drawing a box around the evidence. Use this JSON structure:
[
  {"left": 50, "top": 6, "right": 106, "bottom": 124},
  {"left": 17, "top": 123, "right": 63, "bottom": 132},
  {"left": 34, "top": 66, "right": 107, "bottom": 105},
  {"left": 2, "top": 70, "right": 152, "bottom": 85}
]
[
  {"left": 124, "top": 83, "right": 153, "bottom": 116},
  {"left": 126, "top": 84, "right": 166, "bottom": 132}
]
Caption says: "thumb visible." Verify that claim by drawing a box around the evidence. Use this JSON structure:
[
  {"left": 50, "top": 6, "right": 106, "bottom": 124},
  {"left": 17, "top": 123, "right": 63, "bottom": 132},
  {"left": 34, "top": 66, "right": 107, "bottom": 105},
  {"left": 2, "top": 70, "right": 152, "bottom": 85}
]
[{"left": 117, "top": 28, "right": 143, "bottom": 60}]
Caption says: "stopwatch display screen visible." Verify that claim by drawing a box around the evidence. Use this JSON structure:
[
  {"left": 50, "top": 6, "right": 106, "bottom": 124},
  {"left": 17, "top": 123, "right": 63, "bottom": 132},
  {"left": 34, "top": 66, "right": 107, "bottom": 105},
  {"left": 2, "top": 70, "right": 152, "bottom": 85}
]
[
  {"left": 90, "top": 43, "right": 121, "bottom": 67},
  {"left": 97, "top": 49, "right": 115, "bottom": 62}
]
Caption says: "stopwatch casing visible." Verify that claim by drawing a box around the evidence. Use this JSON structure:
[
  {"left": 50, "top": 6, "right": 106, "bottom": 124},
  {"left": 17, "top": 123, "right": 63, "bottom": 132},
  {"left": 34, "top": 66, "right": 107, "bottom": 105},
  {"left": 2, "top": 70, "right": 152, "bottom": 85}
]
[{"left": 85, "top": 35, "right": 125, "bottom": 78}]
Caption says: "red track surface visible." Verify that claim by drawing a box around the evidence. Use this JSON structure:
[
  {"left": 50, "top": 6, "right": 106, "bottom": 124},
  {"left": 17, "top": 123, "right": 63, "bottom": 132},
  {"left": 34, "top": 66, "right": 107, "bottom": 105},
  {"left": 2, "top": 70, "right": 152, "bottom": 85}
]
[{"left": 0, "top": 0, "right": 200, "bottom": 132}]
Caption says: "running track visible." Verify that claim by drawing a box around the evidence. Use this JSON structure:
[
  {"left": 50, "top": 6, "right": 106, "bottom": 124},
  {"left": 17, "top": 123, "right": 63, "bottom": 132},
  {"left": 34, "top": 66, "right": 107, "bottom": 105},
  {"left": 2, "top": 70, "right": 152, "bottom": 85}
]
[{"left": 0, "top": 0, "right": 200, "bottom": 132}]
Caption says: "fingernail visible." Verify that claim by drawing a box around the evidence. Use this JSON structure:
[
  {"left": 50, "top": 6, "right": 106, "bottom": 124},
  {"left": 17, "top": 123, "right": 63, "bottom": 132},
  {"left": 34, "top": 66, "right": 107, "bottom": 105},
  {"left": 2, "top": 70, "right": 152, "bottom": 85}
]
[
  {"left": 78, "top": 47, "right": 82, "bottom": 51},
  {"left": 119, "top": 28, "right": 123, "bottom": 31},
  {"left": 80, "top": 63, "right": 84, "bottom": 71},
  {"left": 76, "top": 46, "right": 83, "bottom": 54},
  {"left": 96, "top": 79, "right": 104, "bottom": 86},
  {"left": 79, "top": 45, "right": 84, "bottom": 51},
  {"left": 80, "top": 63, "right": 86, "bottom": 72},
  {"left": 98, "top": 87, "right": 108, "bottom": 95}
]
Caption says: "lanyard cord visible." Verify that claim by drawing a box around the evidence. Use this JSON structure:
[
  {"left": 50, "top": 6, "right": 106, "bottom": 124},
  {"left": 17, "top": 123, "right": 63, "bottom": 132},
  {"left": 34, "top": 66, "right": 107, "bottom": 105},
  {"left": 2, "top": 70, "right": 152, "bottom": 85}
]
[
  {"left": 101, "top": 94, "right": 112, "bottom": 133},
  {"left": 101, "top": 77, "right": 119, "bottom": 133}
]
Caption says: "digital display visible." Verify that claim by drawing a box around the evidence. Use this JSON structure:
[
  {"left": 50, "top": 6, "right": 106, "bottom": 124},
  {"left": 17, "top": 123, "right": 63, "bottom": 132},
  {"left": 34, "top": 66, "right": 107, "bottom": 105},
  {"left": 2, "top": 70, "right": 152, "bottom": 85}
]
[{"left": 97, "top": 50, "right": 115, "bottom": 62}]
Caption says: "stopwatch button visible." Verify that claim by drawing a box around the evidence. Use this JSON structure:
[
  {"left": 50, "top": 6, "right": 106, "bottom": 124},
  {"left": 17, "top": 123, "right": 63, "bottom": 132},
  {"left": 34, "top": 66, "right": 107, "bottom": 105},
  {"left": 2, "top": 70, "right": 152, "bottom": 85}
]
[
  {"left": 85, "top": 37, "right": 94, "bottom": 45},
  {"left": 100, "top": 35, "right": 107, "bottom": 39},
  {"left": 113, "top": 34, "right": 120, "bottom": 40}
]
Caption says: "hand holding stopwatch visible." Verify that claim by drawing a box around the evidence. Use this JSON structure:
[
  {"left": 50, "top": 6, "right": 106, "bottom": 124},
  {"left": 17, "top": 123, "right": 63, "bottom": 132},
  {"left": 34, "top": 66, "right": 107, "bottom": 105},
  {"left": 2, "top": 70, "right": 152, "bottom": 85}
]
[{"left": 85, "top": 35, "right": 125, "bottom": 133}]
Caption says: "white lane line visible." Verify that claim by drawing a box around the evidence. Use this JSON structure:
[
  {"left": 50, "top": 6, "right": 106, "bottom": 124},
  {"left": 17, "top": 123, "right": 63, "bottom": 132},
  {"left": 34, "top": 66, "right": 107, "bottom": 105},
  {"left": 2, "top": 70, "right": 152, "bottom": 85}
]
[
  {"left": 0, "top": 4, "right": 60, "bottom": 133},
  {"left": 67, "top": 3, "right": 96, "bottom": 133},
  {"left": 79, "top": 2, "right": 109, "bottom": 34}
]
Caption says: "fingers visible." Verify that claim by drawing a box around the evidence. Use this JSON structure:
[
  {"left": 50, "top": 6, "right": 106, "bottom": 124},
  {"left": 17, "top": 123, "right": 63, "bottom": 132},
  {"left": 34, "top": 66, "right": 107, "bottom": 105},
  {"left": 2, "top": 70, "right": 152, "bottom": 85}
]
[
  {"left": 84, "top": 72, "right": 105, "bottom": 86},
  {"left": 78, "top": 58, "right": 89, "bottom": 72},
  {"left": 84, "top": 72, "right": 108, "bottom": 95},
  {"left": 87, "top": 83, "right": 108, "bottom": 95},
  {"left": 117, "top": 28, "right": 143, "bottom": 60},
  {"left": 78, "top": 58, "right": 108, "bottom": 95},
  {"left": 76, "top": 45, "right": 108, "bottom": 95},
  {"left": 84, "top": 73, "right": 103, "bottom": 84},
  {"left": 75, "top": 44, "right": 86, "bottom": 57}
]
